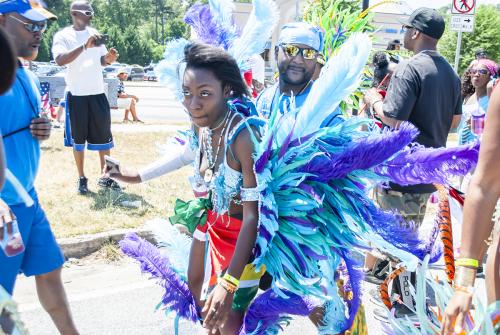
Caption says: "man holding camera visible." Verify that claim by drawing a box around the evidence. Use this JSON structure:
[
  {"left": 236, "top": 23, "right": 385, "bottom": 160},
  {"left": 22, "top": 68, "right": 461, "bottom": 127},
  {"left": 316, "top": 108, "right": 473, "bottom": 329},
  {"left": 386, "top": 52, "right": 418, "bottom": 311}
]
[{"left": 52, "top": 0, "right": 120, "bottom": 195}]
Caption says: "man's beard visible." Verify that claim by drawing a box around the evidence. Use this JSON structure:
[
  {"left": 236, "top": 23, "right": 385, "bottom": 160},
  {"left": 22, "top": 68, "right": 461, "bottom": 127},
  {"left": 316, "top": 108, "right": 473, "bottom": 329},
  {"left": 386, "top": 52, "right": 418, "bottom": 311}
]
[{"left": 279, "top": 64, "right": 313, "bottom": 86}]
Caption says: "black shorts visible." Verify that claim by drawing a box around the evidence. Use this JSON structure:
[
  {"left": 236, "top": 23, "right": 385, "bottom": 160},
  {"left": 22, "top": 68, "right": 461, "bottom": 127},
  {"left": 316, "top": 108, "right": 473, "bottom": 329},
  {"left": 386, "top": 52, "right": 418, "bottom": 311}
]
[{"left": 64, "top": 92, "right": 114, "bottom": 151}]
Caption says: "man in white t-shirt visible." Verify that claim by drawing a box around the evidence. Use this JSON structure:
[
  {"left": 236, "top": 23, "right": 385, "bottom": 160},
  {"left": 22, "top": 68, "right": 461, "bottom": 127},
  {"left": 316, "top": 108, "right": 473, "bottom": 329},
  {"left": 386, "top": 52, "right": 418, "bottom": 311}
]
[{"left": 52, "top": 0, "right": 120, "bottom": 194}]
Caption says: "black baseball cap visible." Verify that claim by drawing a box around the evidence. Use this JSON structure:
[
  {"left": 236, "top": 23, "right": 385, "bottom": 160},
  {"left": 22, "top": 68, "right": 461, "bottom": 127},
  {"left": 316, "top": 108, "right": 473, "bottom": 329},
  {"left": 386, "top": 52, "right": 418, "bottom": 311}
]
[{"left": 400, "top": 7, "right": 445, "bottom": 40}]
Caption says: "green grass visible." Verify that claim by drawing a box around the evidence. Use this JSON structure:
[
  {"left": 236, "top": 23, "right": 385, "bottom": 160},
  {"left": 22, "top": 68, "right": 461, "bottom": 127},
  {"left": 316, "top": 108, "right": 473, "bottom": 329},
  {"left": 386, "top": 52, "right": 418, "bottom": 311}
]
[{"left": 36, "top": 129, "right": 193, "bottom": 238}]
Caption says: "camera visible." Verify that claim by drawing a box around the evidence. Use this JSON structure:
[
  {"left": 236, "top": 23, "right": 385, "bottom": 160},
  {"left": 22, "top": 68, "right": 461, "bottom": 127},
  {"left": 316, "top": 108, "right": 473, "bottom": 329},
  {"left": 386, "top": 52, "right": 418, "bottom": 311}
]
[{"left": 94, "top": 34, "right": 109, "bottom": 46}]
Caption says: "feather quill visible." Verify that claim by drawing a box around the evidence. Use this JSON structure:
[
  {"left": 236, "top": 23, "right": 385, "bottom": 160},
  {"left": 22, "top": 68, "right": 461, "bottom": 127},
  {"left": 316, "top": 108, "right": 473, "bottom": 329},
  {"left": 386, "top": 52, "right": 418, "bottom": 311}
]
[
  {"left": 374, "top": 141, "right": 479, "bottom": 186},
  {"left": 185, "top": 2, "right": 239, "bottom": 50},
  {"left": 302, "top": 121, "right": 419, "bottom": 180},
  {"left": 119, "top": 233, "right": 199, "bottom": 322},
  {"left": 208, "top": 0, "right": 235, "bottom": 31}
]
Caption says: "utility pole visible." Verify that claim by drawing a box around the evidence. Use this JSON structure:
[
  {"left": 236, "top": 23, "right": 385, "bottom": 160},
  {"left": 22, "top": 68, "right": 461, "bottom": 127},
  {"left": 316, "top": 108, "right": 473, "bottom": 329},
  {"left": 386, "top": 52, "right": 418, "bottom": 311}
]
[
  {"left": 154, "top": 0, "right": 158, "bottom": 43},
  {"left": 161, "top": 8, "right": 165, "bottom": 45},
  {"left": 362, "top": 0, "right": 369, "bottom": 11}
]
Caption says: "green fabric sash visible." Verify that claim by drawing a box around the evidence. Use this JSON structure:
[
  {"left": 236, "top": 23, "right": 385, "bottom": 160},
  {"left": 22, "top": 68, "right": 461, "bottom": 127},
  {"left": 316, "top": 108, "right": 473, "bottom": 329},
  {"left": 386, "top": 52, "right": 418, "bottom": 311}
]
[{"left": 168, "top": 198, "right": 211, "bottom": 234}]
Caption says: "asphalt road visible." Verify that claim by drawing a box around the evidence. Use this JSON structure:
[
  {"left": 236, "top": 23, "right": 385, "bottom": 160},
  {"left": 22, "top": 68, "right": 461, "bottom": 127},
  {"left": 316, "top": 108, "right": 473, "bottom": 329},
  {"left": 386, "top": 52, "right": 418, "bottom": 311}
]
[
  {"left": 12, "top": 254, "right": 487, "bottom": 335},
  {"left": 13, "top": 260, "right": 321, "bottom": 335}
]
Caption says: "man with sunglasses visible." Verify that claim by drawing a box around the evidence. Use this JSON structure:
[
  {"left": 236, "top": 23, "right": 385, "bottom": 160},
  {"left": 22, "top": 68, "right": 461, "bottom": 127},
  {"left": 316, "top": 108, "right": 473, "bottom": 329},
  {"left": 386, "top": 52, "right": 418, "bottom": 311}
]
[
  {"left": 52, "top": 0, "right": 120, "bottom": 195},
  {"left": 256, "top": 22, "right": 343, "bottom": 127},
  {"left": 0, "top": 1, "right": 79, "bottom": 334},
  {"left": 363, "top": 7, "right": 462, "bottom": 319}
]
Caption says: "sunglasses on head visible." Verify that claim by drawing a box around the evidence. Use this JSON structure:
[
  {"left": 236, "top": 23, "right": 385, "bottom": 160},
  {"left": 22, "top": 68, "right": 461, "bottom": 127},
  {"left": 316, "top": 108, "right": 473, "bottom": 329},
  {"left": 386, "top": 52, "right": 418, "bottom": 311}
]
[
  {"left": 470, "top": 68, "right": 489, "bottom": 75},
  {"left": 7, "top": 15, "right": 46, "bottom": 33},
  {"left": 280, "top": 44, "right": 317, "bottom": 60},
  {"left": 72, "top": 9, "right": 94, "bottom": 17}
]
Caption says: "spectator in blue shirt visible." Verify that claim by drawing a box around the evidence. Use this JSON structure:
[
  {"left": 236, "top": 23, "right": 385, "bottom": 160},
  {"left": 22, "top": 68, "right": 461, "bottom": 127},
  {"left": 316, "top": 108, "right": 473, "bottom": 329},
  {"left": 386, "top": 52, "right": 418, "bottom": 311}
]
[
  {"left": 256, "top": 22, "right": 343, "bottom": 127},
  {"left": 0, "top": 1, "right": 79, "bottom": 334}
]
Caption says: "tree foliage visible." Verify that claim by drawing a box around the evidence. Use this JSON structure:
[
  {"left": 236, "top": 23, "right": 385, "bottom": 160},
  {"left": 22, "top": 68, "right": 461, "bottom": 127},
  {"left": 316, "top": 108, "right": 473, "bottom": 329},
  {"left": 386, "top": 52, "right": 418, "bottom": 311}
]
[
  {"left": 39, "top": 0, "right": 199, "bottom": 64},
  {"left": 438, "top": 5, "right": 500, "bottom": 74}
]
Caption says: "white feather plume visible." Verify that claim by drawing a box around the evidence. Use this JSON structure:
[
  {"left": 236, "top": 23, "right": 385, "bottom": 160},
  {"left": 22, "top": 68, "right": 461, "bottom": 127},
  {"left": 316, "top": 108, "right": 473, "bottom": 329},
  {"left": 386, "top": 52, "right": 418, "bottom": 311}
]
[
  {"left": 288, "top": 33, "right": 372, "bottom": 141},
  {"left": 230, "top": 0, "right": 279, "bottom": 70},
  {"left": 145, "top": 218, "right": 192, "bottom": 277}
]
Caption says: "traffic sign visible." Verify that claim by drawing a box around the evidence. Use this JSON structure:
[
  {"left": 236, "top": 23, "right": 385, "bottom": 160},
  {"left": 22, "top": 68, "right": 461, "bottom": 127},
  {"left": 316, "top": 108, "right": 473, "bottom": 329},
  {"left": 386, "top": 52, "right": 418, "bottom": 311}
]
[
  {"left": 450, "top": 14, "right": 474, "bottom": 32},
  {"left": 452, "top": 0, "right": 476, "bottom": 15}
]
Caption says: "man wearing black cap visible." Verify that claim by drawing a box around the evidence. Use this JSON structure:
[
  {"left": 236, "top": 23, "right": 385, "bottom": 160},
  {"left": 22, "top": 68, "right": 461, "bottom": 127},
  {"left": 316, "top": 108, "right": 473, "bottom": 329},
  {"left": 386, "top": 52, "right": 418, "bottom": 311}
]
[
  {"left": 364, "top": 7, "right": 462, "bottom": 318},
  {"left": 475, "top": 48, "right": 487, "bottom": 60},
  {"left": 0, "top": 1, "right": 79, "bottom": 333}
]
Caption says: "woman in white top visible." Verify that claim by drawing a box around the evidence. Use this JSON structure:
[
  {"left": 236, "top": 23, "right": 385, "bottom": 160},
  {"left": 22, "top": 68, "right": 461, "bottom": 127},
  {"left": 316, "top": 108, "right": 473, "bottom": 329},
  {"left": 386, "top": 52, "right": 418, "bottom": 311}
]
[{"left": 458, "top": 58, "right": 498, "bottom": 145}]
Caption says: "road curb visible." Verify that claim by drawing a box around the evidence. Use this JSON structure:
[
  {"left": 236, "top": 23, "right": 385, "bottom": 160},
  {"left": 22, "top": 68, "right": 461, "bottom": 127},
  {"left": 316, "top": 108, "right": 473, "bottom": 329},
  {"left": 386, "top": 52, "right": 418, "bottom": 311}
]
[{"left": 58, "top": 228, "right": 155, "bottom": 259}]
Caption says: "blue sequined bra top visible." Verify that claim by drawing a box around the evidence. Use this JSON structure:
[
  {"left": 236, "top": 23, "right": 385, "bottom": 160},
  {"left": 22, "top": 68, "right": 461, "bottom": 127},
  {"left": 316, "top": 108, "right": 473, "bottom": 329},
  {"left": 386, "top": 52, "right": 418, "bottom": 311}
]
[{"left": 193, "top": 113, "right": 264, "bottom": 214}]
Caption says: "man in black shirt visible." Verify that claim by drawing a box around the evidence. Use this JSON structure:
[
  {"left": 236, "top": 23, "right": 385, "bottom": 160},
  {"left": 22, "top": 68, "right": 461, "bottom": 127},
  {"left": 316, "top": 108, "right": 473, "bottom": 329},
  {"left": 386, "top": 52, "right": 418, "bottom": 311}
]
[
  {"left": 363, "top": 7, "right": 462, "bottom": 318},
  {"left": 365, "top": 7, "right": 462, "bottom": 219}
]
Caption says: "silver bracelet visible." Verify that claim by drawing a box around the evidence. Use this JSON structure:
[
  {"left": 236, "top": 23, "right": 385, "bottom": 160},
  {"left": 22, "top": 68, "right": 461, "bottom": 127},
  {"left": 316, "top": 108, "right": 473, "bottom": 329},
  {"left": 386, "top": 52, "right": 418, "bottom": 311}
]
[{"left": 240, "top": 186, "right": 261, "bottom": 202}]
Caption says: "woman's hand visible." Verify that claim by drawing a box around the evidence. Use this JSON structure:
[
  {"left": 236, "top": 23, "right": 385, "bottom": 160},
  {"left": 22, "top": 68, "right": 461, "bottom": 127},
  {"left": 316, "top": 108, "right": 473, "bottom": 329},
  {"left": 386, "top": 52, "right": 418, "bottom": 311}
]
[
  {"left": 441, "top": 290, "right": 473, "bottom": 335},
  {"left": 202, "top": 284, "right": 233, "bottom": 334}
]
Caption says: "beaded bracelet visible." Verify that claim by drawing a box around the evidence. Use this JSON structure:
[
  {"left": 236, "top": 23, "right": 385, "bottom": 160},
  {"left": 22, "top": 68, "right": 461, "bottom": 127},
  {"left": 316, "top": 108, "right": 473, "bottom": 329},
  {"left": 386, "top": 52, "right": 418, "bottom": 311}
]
[
  {"left": 222, "top": 273, "right": 240, "bottom": 288},
  {"left": 455, "top": 258, "right": 479, "bottom": 268},
  {"left": 218, "top": 279, "right": 237, "bottom": 294}
]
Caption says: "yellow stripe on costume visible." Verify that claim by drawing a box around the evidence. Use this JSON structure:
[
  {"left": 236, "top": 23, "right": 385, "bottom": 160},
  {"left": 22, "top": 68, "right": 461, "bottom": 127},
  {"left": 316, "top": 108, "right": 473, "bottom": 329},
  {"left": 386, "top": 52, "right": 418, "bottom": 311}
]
[
  {"left": 346, "top": 304, "right": 368, "bottom": 335},
  {"left": 239, "top": 264, "right": 266, "bottom": 288}
]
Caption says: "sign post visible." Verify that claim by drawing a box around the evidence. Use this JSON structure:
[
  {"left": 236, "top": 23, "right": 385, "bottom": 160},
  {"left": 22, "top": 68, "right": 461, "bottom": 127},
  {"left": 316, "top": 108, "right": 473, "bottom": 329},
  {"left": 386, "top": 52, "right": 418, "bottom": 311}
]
[{"left": 450, "top": 0, "right": 476, "bottom": 71}]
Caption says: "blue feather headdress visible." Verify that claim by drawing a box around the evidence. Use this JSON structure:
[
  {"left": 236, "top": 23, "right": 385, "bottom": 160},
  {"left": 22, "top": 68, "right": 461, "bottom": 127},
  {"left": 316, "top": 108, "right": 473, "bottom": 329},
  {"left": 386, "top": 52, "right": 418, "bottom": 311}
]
[
  {"left": 156, "top": 0, "right": 278, "bottom": 103},
  {"left": 184, "top": 1, "right": 239, "bottom": 50}
]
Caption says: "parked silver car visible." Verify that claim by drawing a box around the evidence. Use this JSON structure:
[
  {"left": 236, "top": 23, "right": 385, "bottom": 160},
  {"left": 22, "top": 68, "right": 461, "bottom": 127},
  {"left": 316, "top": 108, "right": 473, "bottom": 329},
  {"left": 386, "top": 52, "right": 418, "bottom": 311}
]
[{"left": 126, "top": 66, "right": 145, "bottom": 81}]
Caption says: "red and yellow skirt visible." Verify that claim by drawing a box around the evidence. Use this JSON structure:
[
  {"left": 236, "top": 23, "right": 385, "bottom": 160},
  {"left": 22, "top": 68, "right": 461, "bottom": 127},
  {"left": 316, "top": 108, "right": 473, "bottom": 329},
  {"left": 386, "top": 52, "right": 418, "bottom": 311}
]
[{"left": 193, "top": 210, "right": 265, "bottom": 311}]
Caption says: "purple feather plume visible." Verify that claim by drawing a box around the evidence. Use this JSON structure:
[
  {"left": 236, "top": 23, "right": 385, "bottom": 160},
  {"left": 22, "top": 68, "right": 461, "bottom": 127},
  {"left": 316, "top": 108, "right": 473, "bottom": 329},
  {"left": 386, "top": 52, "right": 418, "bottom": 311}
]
[
  {"left": 320, "top": 256, "right": 363, "bottom": 333},
  {"left": 119, "top": 233, "right": 200, "bottom": 322},
  {"left": 302, "top": 122, "right": 419, "bottom": 181},
  {"left": 278, "top": 122, "right": 296, "bottom": 159},
  {"left": 255, "top": 133, "right": 274, "bottom": 173},
  {"left": 342, "top": 256, "right": 363, "bottom": 330},
  {"left": 239, "top": 290, "right": 315, "bottom": 335},
  {"left": 343, "top": 190, "right": 432, "bottom": 262},
  {"left": 374, "top": 141, "right": 479, "bottom": 186},
  {"left": 184, "top": 4, "right": 239, "bottom": 50}
]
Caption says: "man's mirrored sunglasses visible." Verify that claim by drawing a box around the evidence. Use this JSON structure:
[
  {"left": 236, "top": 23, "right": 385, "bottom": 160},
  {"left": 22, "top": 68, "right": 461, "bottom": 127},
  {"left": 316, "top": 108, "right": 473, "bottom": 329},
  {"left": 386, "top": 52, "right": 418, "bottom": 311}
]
[{"left": 280, "top": 44, "right": 318, "bottom": 60}]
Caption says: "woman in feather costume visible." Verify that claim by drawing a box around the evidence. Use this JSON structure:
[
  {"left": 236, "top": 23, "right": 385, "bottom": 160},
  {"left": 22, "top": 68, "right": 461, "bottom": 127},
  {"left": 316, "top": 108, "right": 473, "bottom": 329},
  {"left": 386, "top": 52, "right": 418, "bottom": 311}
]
[
  {"left": 120, "top": 28, "right": 481, "bottom": 335},
  {"left": 115, "top": 1, "right": 483, "bottom": 334}
]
